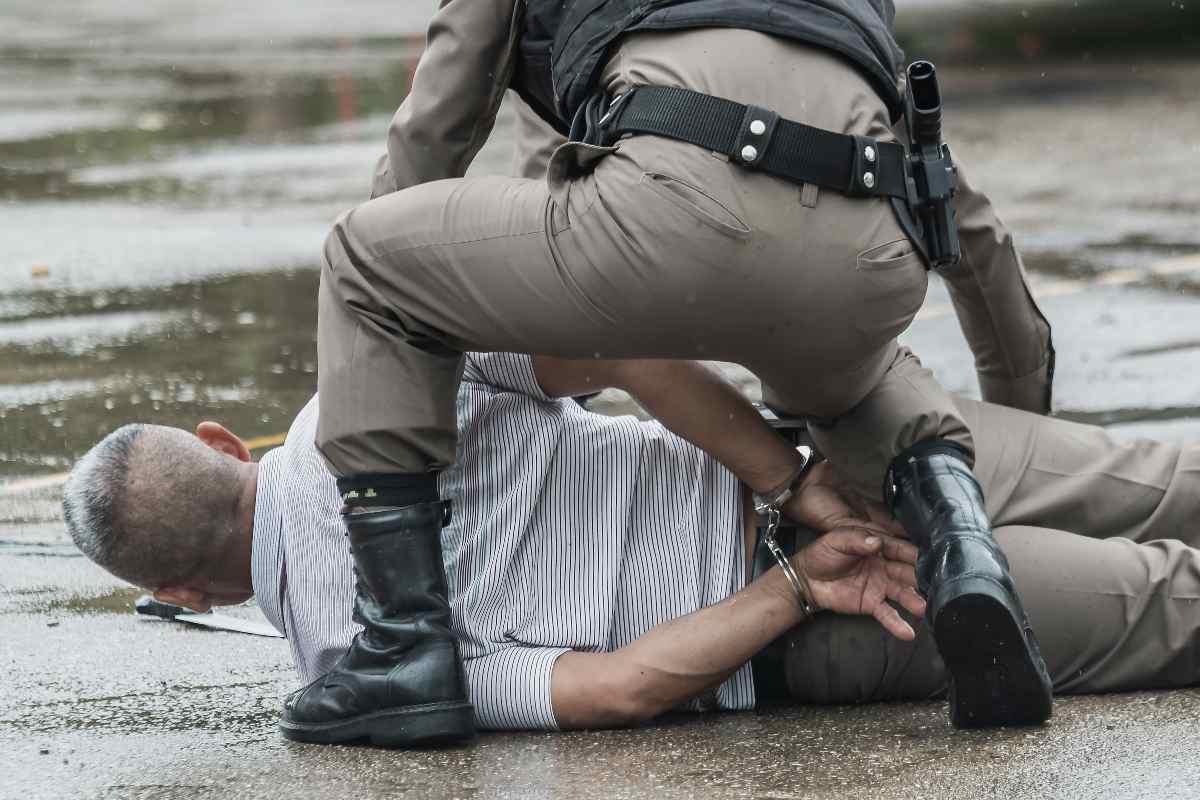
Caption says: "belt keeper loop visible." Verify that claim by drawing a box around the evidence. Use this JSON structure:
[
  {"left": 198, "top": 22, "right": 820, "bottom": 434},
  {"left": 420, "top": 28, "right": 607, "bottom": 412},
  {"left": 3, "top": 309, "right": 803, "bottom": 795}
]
[
  {"left": 732, "top": 104, "right": 779, "bottom": 169},
  {"left": 848, "top": 134, "right": 881, "bottom": 196}
]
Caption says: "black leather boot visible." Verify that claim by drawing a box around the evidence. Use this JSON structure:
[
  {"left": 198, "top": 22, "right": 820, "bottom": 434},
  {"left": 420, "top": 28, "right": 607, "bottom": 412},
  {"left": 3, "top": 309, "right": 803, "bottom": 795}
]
[
  {"left": 279, "top": 500, "right": 475, "bottom": 746},
  {"left": 886, "top": 440, "right": 1052, "bottom": 728}
]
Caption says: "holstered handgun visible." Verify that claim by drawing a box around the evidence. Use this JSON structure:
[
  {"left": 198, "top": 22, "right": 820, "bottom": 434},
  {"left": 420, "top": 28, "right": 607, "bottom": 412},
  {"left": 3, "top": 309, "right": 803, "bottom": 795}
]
[{"left": 905, "top": 61, "right": 962, "bottom": 271}]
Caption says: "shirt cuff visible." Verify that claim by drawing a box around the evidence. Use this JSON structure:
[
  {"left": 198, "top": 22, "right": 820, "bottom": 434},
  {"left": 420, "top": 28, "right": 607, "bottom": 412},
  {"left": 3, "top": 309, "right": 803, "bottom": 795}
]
[
  {"left": 978, "top": 354, "right": 1054, "bottom": 416},
  {"left": 463, "top": 646, "right": 572, "bottom": 731}
]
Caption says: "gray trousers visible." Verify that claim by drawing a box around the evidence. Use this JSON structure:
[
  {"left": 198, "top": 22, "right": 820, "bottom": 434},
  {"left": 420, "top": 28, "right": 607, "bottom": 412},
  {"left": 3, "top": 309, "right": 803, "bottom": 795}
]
[
  {"left": 316, "top": 29, "right": 997, "bottom": 497},
  {"left": 783, "top": 397, "right": 1200, "bottom": 701}
]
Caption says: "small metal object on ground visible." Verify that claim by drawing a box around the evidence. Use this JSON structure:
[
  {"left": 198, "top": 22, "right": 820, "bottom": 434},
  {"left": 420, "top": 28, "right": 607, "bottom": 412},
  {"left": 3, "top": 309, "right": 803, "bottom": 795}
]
[{"left": 134, "top": 596, "right": 284, "bottom": 638}]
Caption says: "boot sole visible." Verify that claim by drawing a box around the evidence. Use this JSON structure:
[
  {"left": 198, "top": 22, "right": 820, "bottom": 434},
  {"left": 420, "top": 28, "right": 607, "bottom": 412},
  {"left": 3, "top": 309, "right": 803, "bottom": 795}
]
[
  {"left": 279, "top": 701, "right": 476, "bottom": 748},
  {"left": 932, "top": 577, "right": 1053, "bottom": 729}
]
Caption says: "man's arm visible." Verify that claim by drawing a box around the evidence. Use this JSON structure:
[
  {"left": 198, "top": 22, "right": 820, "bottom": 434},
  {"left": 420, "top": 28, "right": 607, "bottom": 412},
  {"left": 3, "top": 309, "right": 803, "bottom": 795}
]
[
  {"left": 373, "top": 0, "right": 520, "bottom": 197},
  {"left": 534, "top": 358, "right": 804, "bottom": 491},
  {"left": 532, "top": 357, "right": 898, "bottom": 532},
  {"left": 942, "top": 164, "right": 1055, "bottom": 414},
  {"left": 551, "top": 526, "right": 925, "bottom": 729}
]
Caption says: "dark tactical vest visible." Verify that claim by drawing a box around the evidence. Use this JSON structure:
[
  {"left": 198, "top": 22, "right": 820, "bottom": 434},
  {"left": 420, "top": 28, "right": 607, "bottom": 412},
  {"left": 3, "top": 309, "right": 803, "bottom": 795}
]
[{"left": 514, "top": 0, "right": 906, "bottom": 132}]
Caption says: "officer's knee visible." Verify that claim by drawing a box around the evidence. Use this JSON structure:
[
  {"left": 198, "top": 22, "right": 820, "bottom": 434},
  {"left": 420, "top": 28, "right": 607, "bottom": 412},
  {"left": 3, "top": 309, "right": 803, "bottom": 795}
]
[
  {"left": 322, "top": 209, "right": 364, "bottom": 276},
  {"left": 319, "top": 207, "right": 410, "bottom": 319}
]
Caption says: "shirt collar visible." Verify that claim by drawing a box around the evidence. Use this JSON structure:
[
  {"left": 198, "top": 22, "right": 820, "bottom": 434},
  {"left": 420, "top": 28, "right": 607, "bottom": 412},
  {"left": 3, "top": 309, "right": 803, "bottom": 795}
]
[{"left": 250, "top": 448, "right": 287, "bottom": 636}]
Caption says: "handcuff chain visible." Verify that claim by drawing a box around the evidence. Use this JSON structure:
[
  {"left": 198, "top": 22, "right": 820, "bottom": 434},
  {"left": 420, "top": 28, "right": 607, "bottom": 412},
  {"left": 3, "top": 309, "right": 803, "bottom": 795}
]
[{"left": 762, "top": 507, "right": 817, "bottom": 622}]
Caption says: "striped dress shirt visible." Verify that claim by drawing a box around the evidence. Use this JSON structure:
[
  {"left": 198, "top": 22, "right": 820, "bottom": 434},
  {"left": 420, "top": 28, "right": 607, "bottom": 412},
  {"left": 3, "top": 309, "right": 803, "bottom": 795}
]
[{"left": 251, "top": 352, "right": 754, "bottom": 730}]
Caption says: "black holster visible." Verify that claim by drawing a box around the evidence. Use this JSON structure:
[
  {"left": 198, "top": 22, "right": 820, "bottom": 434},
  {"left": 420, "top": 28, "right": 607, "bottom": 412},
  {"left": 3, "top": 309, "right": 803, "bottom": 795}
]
[{"left": 894, "top": 60, "right": 962, "bottom": 272}]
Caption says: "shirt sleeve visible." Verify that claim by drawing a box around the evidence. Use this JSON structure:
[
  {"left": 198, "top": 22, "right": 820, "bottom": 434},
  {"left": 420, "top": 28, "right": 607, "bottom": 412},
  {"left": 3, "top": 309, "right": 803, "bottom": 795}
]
[
  {"left": 375, "top": 0, "right": 521, "bottom": 197},
  {"left": 462, "top": 352, "right": 552, "bottom": 400},
  {"left": 464, "top": 646, "right": 573, "bottom": 731}
]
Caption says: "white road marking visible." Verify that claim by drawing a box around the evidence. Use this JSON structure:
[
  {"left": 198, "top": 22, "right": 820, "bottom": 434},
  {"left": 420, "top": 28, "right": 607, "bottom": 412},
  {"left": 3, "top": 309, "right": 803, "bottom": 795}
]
[{"left": 0, "top": 473, "right": 71, "bottom": 495}]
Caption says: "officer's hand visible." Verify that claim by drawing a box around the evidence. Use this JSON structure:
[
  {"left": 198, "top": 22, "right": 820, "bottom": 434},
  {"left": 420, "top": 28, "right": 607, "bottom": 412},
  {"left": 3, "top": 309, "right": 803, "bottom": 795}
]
[
  {"left": 782, "top": 460, "right": 904, "bottom": 537},
  {"left": 793, "top": 526, "right": 925, "bottom": 641}
]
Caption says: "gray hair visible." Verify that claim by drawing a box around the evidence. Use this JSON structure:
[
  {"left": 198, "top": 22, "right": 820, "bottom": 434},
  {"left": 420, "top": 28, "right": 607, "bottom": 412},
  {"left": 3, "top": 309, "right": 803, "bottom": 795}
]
[{"left": 62, "top": 423, "right": 243, "bottom": 589}]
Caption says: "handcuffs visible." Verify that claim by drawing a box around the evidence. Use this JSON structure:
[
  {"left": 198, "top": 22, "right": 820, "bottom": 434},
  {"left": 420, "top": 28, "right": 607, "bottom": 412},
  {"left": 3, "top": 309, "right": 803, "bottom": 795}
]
[{"left": 752, "top": 445, "right": 818, "bottom": 622}]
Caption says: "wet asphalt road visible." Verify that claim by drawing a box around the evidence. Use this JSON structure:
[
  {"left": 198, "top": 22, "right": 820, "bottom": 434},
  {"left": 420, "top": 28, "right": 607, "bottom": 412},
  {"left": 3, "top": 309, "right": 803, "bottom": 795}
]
[{"left": 4, "top": 1, "right": 1200, "bottom": 798}]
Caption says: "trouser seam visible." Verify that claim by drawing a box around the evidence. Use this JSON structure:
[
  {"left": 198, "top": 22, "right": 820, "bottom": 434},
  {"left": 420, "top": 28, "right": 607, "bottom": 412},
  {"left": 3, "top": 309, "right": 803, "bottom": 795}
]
[{"left": 378, "top": 228, "right": 545, "bottom": 257}]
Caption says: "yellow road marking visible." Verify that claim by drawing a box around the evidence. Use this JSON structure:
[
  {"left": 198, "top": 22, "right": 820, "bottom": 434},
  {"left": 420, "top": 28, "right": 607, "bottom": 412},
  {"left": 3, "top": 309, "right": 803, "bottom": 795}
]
[
  {"left": 242, "top": 432, "right": 287, "bottom": 450},
  {"left": 915, "top": 253, "right": 1200, "bottom": 324}
]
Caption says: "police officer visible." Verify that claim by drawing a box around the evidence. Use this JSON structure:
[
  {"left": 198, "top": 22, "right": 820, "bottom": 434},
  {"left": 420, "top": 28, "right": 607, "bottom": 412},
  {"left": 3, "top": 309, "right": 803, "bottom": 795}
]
[{"left": 288, "top": 0, "right": 1057, "bottom": 746}]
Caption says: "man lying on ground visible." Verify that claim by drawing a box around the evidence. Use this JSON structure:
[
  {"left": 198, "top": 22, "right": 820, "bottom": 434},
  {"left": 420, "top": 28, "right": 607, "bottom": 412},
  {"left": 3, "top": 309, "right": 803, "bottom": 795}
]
[{"left": 61, "top": 353, "right": 1200, "bottom": 736}]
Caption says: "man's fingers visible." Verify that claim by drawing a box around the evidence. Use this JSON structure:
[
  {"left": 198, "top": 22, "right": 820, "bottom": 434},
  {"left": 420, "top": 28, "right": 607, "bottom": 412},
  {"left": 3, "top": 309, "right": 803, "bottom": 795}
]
[
  {"left": 827, "top": 528, "right": 885, "bottom": 557},
  {"left": 885, "top": 559, "right": 919, "bottom": 589},
  {"left": 828, "top": 529, "right": 917, "bottom": 567},
  {"left": 829, "top": 511, "right": 894, "bottom": 534},
  {"left": 889, "top": 582, "right": 927, "bottom": 618},
  {"left": 873, "top": 601, "right": 916, "bottom": 641},
  {"left": 879, "top": 535, "right": 919, "bottom": 566}
]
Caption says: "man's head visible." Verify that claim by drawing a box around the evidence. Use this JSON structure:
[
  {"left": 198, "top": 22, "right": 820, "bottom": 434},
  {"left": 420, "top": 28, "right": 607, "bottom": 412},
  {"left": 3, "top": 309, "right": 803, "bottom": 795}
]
[{"left": 62, "top": 421, "right": 258, "bottom": 612}]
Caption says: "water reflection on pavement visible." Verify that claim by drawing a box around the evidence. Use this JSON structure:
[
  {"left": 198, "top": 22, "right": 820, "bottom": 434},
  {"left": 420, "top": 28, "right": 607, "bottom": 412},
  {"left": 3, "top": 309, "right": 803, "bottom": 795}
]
[
  {"left": 1, "top": 1, "right": 496, "bottom": 477},
  {"left": 3, "top": 2, "right": 1200, "bottom": 480},
  {"left": 3, "top": 2, "right": 1200, "bottom": 797}
]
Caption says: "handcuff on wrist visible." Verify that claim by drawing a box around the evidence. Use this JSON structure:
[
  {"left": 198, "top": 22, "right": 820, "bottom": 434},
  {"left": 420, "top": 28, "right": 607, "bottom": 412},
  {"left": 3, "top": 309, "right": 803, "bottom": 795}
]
[{"left": 753, "top": 446, "right": 818, "bottom": 621}]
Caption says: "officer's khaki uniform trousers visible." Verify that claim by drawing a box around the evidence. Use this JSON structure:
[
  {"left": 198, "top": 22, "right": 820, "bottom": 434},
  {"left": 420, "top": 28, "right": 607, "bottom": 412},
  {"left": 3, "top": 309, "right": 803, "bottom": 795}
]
[
  {"left": 498, "top": 85, "right": 1196, "bottom": 701},
  {"left": 316, "top": 27, "right": 1046, "bottom": 499},
  {"left": 783, "top": 397, "right": 1200, "bottom": 701}
]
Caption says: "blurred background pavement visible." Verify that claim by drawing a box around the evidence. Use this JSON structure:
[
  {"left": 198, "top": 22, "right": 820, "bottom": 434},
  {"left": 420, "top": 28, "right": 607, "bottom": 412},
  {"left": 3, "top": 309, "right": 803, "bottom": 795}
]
[{"left": 2, "top": 2, "right": 1199, "bottom": 798}]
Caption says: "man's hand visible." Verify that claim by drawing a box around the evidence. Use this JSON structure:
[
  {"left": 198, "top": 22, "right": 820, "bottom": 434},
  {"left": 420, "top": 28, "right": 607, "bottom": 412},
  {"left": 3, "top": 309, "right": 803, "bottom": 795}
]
[
  {"left": 783, "top": 460, "right": 904, "bottom": 537},
  {"left": 792, "top": 526, "right": 926, "bottom": 641}
]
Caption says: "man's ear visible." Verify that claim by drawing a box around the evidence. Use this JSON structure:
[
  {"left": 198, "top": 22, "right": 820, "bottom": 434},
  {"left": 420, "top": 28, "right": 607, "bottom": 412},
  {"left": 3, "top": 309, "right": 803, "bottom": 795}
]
[
  {"left": 195, "top": 421, "right": 252, "bottom": 462},
  {"left": 154, "top": 587, "right": 212, "bottom": 614}
]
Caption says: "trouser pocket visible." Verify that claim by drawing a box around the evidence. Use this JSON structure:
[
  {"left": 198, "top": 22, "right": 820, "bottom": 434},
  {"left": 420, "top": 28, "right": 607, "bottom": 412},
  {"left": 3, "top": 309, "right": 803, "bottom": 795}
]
[
  {"left": 854, "top": 236, "right": 929, "bottom": 340},
  {"left": 637, "top": 170, "right": 752, "bottom": 239}
]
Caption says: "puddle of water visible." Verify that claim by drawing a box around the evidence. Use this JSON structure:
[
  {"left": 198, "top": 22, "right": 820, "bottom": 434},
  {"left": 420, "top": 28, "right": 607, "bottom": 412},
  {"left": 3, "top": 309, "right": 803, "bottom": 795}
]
[
  {"left": 0, "top": 311, "right": 179, "bottom": 352},
  {"left": 1, "top": 0, "right": 1199, "bottom": 483},
  {"left": 1, "top": 29, "right": 420, "bottom": 206},
  {"left": 39, "top": 586, "right": 145, "bottom": 615},
  {"left": 0, "top": 270, "right": 318, "bottom": 477}
]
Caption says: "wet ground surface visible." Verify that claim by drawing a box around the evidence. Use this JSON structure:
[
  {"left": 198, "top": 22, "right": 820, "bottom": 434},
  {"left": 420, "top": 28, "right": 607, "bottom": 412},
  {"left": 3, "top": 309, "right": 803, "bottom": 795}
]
[{"left": 3, "top": 1, "right": 1200, "bottom": 798}]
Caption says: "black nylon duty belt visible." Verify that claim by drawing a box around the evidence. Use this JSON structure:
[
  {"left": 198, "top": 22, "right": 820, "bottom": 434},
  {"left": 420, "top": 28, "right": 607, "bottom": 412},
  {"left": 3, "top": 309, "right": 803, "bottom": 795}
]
[{"left": 595, "top": 85, "right": 911, "bottom": 202}]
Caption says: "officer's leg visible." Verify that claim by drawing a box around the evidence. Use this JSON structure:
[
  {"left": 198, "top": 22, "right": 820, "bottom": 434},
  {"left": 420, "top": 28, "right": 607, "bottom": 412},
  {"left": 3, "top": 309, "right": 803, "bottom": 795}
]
[
  {"left": 294, "top": 135, "right": 778, "bottom": 743},
  {"left": 772, "top": 345, "right": 973, "bottom": 498},
  {"left": 288, "top": 172, "right": 615, "bottom": 747},
  {"left": 312, "top": 175, "right": 623, "bottom": 475},
  {"left": 782, "top": 524, "right": 1200, "bottom": 702},
  {"left": 956, "top": 395, "right": 1200, "bottom": 547},
  {"left": 770, "top": 346, "right": 1054, "bottom": 727}
]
